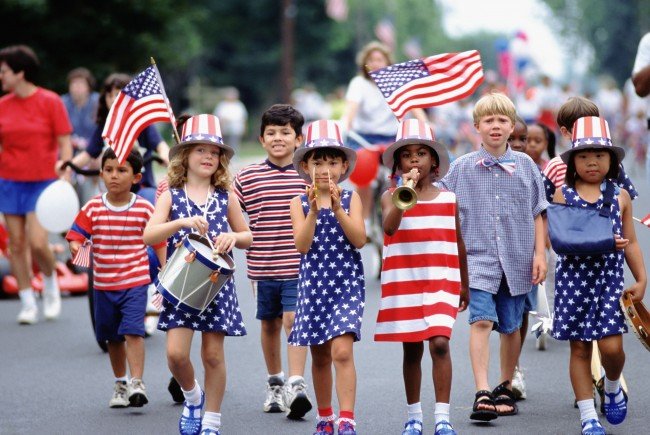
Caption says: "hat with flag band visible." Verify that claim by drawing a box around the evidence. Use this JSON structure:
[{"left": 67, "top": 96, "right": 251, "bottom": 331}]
[
  {"left": 382, "top": 119, "right": 450, "bottom": 179},
  {"left": 169, "top": 114, "right": 234, "bottom": 161},
  {"left": 292, "top": 120, "right": 357, "bottom": 182},
  {"left": 560, "top": 116, "right": 624, "bottom": 164}
]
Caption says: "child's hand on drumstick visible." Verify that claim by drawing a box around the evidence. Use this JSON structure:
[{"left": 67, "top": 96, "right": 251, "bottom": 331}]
[
  {"left": 329, "top": 169, "right": 343, "bottom": 212},
  {"left": 183, "top": 216, "right": 210, "bottom": 236},
  {"left": 212, "top": 232, "right": 237, "bottom": 256}
]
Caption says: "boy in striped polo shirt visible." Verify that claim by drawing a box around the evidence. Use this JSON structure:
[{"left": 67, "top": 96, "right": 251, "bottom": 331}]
[
  {"left": 234, "top": 104, "right": 313, "bottom": 419},
  {"left": 66, "top": 148, "right": 165, "bottom": 409}
]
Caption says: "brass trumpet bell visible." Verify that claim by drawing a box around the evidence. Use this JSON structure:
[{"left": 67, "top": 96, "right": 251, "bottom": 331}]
[{"left": 392, "top": 179, "right": 417, "bottom": 210}]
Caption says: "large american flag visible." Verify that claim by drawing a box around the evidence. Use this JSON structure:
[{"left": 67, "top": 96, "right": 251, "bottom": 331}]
[
  {"left": 370, "top": 50, "right": 484, "bottom": 119},
  {"left": 102, "top": 65, "right": 175, "bottom": 164}
]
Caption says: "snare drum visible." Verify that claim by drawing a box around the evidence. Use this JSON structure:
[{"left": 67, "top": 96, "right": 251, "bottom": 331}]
[{"left": 157, "top": 233, "right": 235, "bottom": 315}]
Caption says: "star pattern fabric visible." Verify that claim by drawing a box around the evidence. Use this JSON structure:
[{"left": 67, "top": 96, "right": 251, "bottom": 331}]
[
  {"left": 288, "top": 190, "right": 365, "bottom": 346},
  {"left": 157, "top": 187, "right": 246, "bottom": 336},
  {"left": 552, "top": 181, "right": 627, "bottom": 341}
]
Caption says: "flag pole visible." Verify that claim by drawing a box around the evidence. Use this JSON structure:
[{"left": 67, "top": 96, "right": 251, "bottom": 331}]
[{"left": 150, "top": 57, "right": 181, "bottom": 144}]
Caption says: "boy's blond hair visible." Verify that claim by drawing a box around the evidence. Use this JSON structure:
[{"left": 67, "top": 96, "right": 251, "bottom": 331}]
[{"left": 472, "top": 92, "right": 517, "bottom": 125}]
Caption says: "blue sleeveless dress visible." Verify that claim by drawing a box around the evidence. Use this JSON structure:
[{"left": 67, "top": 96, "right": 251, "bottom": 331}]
[
  {"left": 552, "top": 181, "right": 627, "bottom": 341},
  {"left": 288, "top": 189, "right": 365, "bottom": 346},
  {"left": 157, "top": 187, "right": 246, "bottom": 336}
]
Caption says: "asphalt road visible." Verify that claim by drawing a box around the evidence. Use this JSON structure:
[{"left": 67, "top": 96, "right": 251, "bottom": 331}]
[{"left": 1, "top": 173, "right": 650, "bottom": 435}]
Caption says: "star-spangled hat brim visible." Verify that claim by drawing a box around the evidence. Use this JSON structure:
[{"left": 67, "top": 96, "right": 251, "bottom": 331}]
[
  {"left": 169, "top": 138, "right": 235, "bottom": 162},
  {"left": 292, "top": 142, "right": 358, "bottom": 183},
  {"left": 382, "top": 137, "right": 450, "bottom": 180},
  {"left": 560, "top": 140, "right": 625, "bottom": 165}
]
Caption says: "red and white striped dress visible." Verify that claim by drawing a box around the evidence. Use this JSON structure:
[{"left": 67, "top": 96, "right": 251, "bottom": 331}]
[{"left": 375, "top": 190, "right": 461, "bottom": 342}]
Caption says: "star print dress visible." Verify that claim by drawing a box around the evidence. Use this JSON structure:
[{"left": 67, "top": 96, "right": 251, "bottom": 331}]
[
  {"left": 552, "top": 181, "right": 627, "bottom": 341},
  {"left": 288, "top": 190, "right": 365, "bottom": 346},
  {"left": 157, "top": 187, "right": 247, "bottom": 336}
]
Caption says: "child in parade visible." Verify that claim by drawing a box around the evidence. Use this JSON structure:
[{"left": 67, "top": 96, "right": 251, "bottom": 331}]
[
  {"left": 143, "top": 114, "right": 252, "bottom": 435},
  {"left": 550, "top": 116, "right": 646, "bottom": 435},
  {"left": 66, "top": 148, "right": 165, "bottom": 408},
  {"left": 438, "top": 92, "right": 548, "bottom": 422},
  {"left": 375, "top": 120, "right": 469, "bottom": 435},
  {"left": 234, "top": 104, "right": 313, "bottom": 418},
  {"left": 508, "top": 115, "right": 528, "bottom": 152},
  {"left": 525, "top": 122, "right": 556, "bottom": 171},
  {"left": 288, "top": 120, "right": 366, "bottom": 435}
]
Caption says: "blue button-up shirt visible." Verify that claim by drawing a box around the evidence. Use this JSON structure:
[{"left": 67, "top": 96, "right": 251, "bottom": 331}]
[{"left": 438, "top": 146, "right": 548, "bottom": 296}]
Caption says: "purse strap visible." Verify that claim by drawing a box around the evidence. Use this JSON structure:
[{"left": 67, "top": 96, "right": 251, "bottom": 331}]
[{"left": 599, "top": 181, "right": 616, "bottom": 218}]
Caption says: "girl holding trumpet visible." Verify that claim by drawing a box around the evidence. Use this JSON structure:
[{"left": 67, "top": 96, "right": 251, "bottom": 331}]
[
  {"left": 144, "top": 114, "right": 252, "bottom": 435},
  {"left": 375, "top": 119, "right": 468, "bottom": 435}
]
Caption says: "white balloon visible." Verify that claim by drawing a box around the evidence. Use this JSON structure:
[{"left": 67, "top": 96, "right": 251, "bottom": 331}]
[{"left": 35, "top": 180, "right": 80, "bottom": 233}]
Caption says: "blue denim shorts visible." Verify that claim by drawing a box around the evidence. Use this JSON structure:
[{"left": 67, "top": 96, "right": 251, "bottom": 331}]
[
  {"left": 524, "top": 284, "right": 538, "bottom": 313},
  {"left": 0, "top": 178, "right": 56, "bottom": 215},
  {"left": 94, "top": 285, "right": 147, "bottom": 342},
  {"left": 255, "top": 279, "right": 298, "bottom": 320},
  {"left": 468, "top": 276, "right": 527, "bottom": 334}
]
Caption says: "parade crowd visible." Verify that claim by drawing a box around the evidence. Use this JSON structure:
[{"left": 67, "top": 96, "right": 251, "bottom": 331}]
[{"left": 1, "top": 36, "right": 650, "bottom": 435}]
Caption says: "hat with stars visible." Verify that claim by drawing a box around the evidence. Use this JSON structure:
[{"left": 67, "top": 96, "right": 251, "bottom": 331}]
[
  {"left": 292, "top": 120, "right": 357, "bottom": 182},
  {"left": 169, "top": 114, "right": 234, "bottom": 161},
  {"left": 560, "top": 116, "right": 624, "bottom": 164}
]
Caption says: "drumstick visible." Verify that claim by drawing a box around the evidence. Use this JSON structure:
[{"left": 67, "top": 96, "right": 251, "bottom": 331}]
[
  {"left": 312, "top": 167, "right": 318, "bottom": 199},
  {"left": 328, "top": 169, "right": 331, "bottom": 190},
  {"left": 591, "top": 342, "right": 628, "bottom": 393}
]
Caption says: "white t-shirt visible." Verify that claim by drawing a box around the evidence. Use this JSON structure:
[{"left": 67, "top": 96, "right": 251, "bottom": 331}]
[
  {"left": 633, "top": 33, "right": 650, "bottom": 118},
  {"left": 345, "top": 75, "right": 398, "bottom": 136}
]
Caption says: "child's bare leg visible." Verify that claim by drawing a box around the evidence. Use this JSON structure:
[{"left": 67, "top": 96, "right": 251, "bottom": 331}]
[
  {"left": 499, "top": 330, "right": 520, "bottom": 385},
  {"left": 570, "top": 341, "right": 594, "bottom": 400},
  {"left": 332, "top": 334, "right": 356, "bottom": 411},
  {"left": 430, "top": 337, "right": 452, "bottom": 403},
  {"left": 261, "top": 317, "right": 283, "bottom": 374},
  {"left": 403, "top": 342, "right": 423, "bottom": 404},
  {"left": 469, "top": 320, "right": 493, "bottom": 390},
  {"left": 283, "top": 311, "right": 307, "bottom": 377},
  {"left": 201, "top": 332, "right": 226, "bottom": 412},
  {"left": 124, "top": 334, "right": 145, "bottom": 379},
  {"left": 167, "top": 328, "right": 195, "bottom": 390},
  {"left": 597, "top": 335, "right": 625, "bottom": 381},
  {"left": 310, "top": 342, "right": 333, "bottom": 409},
  {"left": 107, "top": 341, "right": 127, "bottom": 378}
]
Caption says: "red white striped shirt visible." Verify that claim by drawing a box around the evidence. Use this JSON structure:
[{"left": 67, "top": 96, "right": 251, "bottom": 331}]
[
  {"left": 66, "top": 194, "right": 155, "bottom": 291},
  {"left": 542, "top": 156, "right": 566, "bottom": 188},
  {"left": 234, "top": 160, "right": 308, "bottom": 280},
  {"left": 375, "top": 191, "right": 460, "bottom": 341}
]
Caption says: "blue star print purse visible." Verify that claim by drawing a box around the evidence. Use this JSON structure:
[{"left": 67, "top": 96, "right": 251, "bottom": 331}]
[{"left": 547, "top": 182, "right": 616, "bottom": 256}]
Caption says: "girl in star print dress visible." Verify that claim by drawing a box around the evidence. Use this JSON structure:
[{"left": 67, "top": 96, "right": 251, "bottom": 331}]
[
  {"left": 288, "top": 120, "right": 366, "bottom": 435},
  {"left": 550, "top": 116, "right": 646, "bottom": 435},
  {"left": 144, "top": 114, "right": 252, "bottom": 435}
]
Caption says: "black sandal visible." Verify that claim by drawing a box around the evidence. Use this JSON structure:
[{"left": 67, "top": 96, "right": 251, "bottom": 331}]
[
  {"left": 470, "top": 390, "right": 498, "bottom": 421},
  {"left": 492, "top": 381, "right": 518, "bottom": 416}
]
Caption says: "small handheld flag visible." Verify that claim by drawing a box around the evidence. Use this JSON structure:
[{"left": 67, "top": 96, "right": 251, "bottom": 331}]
[
  {"left": 633, "top": 214, "right": 650, "bottom": 228},
  {"left": 71, "top": 240, "right": 92, "bottom": 269}
]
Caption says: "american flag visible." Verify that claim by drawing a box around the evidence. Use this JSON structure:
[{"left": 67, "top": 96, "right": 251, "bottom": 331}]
[
  {"left": 102, "top": 65, "right": 175, "bottom": 164},
  {"left": 370, "top": 50, "right": 484, "bottom": 119},
  {"left": 72, "top": 240, "right": 92, "bottom": 268},
  {"left": 374, "top": 18, "right": 395, "bottom": 48},
  {"left": 638, "top": 213, "right": 650, "bottom": 228}
]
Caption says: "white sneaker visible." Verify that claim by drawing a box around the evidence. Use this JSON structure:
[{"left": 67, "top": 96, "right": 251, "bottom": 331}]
[
  {"left": 17, "top": 304, "right": 38, "bottom": 325},
  {"left": 283, "top": 377, "right": 313, "bottom": 419},
  {"left": 536, "top": 332, "right": 548, "bottom": 350},
  {"left": 43, "top": 290, "right": 61, "bottom": 320},
  {"left": 263, "top": 376, "right": 286, "bottom": 413},
  {"left": 511, "top": 366, "right": 527, "bottom": 400},
  {"left": 128, "top": 378, "right": 149, "bottom": 407},
  {"left": 109, "top": 381, "right": 129, "bottom": 408}
]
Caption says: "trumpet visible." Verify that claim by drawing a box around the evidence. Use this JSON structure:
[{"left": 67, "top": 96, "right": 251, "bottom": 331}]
[{"left": 392, "top": 178, "right": 417, "bottom": 210}]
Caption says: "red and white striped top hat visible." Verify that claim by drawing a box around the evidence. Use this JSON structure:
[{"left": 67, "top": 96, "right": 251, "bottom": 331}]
[
  {"left": 293, "top": 120, "right": 357, "bottom": 182},
  {"left": 382, "top": 119, "right": 450, "bottom": 179},
  {"left": 169, "top": 114, "right": 234, "bottom": 161},
  {"left": 560, "top": 116, "right": 624, "bottom": 164}
]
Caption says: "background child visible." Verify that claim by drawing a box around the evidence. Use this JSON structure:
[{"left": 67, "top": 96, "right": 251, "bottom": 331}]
[
  {"left": 288, "top": 120, "right": 365, "bottom": 435},
  {"left": 550, "top": 116, "right": 646, "bottom": 435},
  {"left": 508, "top": 115, "right": 528, "bottom": 152},
  {"left": 438, "top": 93, "right": 547, "bottom": 422},
  {"left": 144, "top": 114, "right": 252, "bottom": 435},
  {"left": 234, "top": 104, "right": 313, "bottom": 418},
  {"left": 526, "top": 122, "right": 556, "bottom": 171},
  {"left": 375, "top": 120, "right": 469, "bottom": 435},
  {"left": 66, "top": 148, "right": 163, "bottom": 409}
]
